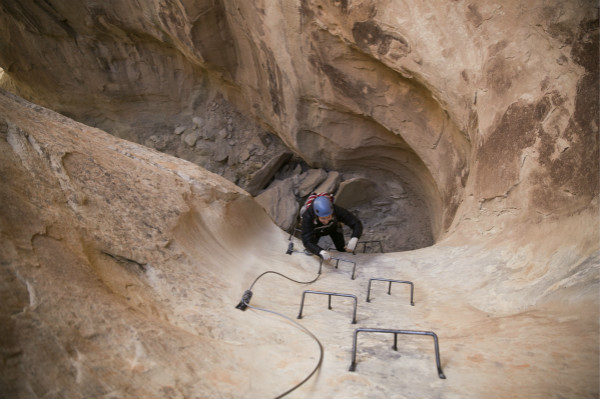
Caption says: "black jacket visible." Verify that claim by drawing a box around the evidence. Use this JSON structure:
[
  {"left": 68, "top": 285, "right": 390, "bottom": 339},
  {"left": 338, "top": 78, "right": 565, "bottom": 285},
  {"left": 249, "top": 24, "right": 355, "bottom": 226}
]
[{"left": 301, "top": 204, "right": 363, "bottom": 255}]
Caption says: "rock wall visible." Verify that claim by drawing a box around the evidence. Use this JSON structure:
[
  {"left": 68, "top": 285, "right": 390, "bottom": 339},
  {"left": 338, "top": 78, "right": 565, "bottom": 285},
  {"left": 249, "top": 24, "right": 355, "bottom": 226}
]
[
  {"left": 0, "top": 88, "right": 598, "bottom": 398},
  {"left": 0, "top": 0, "right": 598, "bottom": 396},
  {"left": 0, "top": 0, "right": 597, "bottom": 247},
  {"left": 0, "top": 90, "right": 301, "bottom": 398}
]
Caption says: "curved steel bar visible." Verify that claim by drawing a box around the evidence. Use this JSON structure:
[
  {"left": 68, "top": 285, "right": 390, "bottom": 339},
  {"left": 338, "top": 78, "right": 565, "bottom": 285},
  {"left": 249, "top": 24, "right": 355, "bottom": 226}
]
[
  {"left": 331, "top": 257, "right": 357, "bottom": 280},
  {"left": 366, "top": 278, "right": 414, "bottom": 305},
  {"left": 297, "top": 290, "right": 358, "bottom": 324},
  {"left": 349, "top": 328, "right": 446, "bottom": 379}
]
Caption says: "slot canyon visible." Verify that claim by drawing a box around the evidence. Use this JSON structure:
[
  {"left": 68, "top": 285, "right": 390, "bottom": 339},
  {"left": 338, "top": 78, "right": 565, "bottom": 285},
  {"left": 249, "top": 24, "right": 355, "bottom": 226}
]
[{"left": 0, "top": 1, "right": 598, "bottom": 398}]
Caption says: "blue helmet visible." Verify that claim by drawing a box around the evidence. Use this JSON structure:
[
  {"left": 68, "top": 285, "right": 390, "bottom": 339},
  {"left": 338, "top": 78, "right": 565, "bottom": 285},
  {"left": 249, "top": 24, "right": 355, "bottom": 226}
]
[{"left": 313, "top": 196, "right": 333, "bottom": 217}]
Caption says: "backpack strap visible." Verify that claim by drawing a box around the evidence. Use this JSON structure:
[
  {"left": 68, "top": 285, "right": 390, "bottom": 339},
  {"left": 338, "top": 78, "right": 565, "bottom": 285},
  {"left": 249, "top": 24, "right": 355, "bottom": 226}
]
[{"left": 300, "top": 192, "right": 334, "bottom": 216}]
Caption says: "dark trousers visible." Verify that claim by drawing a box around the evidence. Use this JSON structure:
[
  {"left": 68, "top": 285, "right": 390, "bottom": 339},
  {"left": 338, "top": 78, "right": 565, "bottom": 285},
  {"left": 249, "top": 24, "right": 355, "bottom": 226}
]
[{"left": 328, "top": 225, "right": 346, "bottom": 252}]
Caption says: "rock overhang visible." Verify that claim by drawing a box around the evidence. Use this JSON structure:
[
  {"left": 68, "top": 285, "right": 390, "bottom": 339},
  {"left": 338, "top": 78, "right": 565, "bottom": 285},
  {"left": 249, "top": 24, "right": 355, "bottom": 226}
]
[{"left": 0, "top": 2, "right": 598, "bottom": 396}]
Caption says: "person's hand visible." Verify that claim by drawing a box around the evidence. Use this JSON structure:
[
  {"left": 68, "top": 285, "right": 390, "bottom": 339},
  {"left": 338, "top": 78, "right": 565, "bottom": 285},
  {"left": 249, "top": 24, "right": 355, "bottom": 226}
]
[
  {"left": 319, "top": 250, "right": 331, "bottom": 261},
  {"left": 346, "top": 237, "right": 358, "bottom": 252}
]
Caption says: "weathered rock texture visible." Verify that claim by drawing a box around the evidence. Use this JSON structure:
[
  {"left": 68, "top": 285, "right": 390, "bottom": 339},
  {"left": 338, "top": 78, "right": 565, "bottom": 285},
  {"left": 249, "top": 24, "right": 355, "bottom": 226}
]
[
  {"left": 0, "top": 0, "right": 598, "bottom": 397},
  {"left": 1, "top": 88, "right": 598, "bottom": 398},
  {"left": 1, "top": 0, "right": 597, "bottom": 247}
]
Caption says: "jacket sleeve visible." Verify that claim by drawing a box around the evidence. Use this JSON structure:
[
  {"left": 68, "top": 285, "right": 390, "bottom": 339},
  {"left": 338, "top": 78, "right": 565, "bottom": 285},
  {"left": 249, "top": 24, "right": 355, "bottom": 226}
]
[
  {"left": 301, "top": 209, "right": 323, "bottom": 256},
  {"left": 334, "top": 205, "right": 363, "bottom": 239}
]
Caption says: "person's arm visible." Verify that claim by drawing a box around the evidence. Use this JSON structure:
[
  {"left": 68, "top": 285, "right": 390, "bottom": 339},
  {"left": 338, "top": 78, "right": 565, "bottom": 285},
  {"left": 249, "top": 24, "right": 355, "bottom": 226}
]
[
  {"left": 334, "top": 206, "right": 362, "bottom": 252},
  {"left": 301, "top": 210, "right": 324, "bottom": 256},
  {"left": 334, "top": 205, "right": 363, "bottom": 239}
]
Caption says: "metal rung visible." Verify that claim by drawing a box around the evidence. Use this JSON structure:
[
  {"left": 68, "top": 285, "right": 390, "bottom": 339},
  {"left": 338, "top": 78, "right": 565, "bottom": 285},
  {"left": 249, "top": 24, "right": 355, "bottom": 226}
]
[
  {"left": 366, "top": 278, "right": 414, "bottom": 305},
  {"left": 331, "top": 257, "right": 357, "bottom": 280},
  {"left": 349, "top": 328, "right": 446, "bottom": 379},
  {"left": 297, "top": 290, "right": 357, "bottom": 324},
  {"left": 358, "top": 240, "right": 384, "bottom": 253}
]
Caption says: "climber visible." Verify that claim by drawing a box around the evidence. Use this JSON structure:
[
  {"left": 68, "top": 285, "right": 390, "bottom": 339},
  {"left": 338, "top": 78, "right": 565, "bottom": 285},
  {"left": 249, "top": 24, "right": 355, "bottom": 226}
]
[{"left": 301, "top": 195, "right": 363, "bottom": 261}]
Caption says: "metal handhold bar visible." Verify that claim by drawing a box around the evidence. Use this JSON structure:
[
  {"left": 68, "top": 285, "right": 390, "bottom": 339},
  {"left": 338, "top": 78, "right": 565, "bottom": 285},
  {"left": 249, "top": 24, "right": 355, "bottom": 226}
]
[
  {"left": 358, "top": 240, "right": 384, "bottom": 253},
  {"left": 349, "top": 328, "right": 446, "bottom": 379},
  {"left": 366, "top": 278, "right": 414, "bottom": 305},
  {"left": 331, "top": 257, "right": 357, "bottom": 280},
  {"left": 297, "top": 290, "right": 358, "bottom": 324}
]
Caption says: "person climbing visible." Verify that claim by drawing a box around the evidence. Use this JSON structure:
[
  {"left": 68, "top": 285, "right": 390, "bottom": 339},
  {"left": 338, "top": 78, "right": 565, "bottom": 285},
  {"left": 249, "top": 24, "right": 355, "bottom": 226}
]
[{"left": 301, "top": 194, "right": 363, "bottom": 261}]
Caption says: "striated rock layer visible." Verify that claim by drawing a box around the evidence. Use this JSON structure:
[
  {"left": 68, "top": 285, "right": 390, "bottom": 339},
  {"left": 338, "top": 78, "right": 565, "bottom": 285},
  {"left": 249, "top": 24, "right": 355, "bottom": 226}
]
[
  {"left": 0, "top": 0, "right": 598, "bottom": 397},
  {"left": 2, "top": 0, "right": 596, "bottom": 243},
  {"left": 0, "top": 88, "right": 597, "bottom": 398},
  {"left": 1, "top": 1, "right": 597, "bottom": 244}
]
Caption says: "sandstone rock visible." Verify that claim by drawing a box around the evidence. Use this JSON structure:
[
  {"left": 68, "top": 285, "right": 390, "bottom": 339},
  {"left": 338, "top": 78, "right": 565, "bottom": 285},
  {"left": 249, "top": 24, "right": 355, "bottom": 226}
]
[
  {"left": 246, "top": 151, "right": 293, "bottom": 196},
  {"left": 254, "top": 178, "right": 298, "bottom": 232},
  {"left": 296, "top": 168, "right": 328, "bottom": 197},
  {"left": 194, "top": 139, "right": 213, "bottom": 156},
  {"left": 314, "top": 171, "right": 341, "bottom": 194},
  {"left": 0, "top": 0, "right": 598, "bottom": 396},
  {"left": 238, "top": 147, "right": 251, "bottom": 162},
  {"left": 183, "top": 130, "right": 200, "bottom": 147},
  {"left": 198, "top": 127, "right": 214, "bottom": 141},
  {"left": 192, "top": 116, "right": 203, "bottom": 128},
  {"left": 0, "top": 0, "right": 596, "bottom": 249},
  {"left": 212, "top": 142, "right": 229, "bottom": 163},
  {"left": 217, "top": 128, "right": 228, "bottom": 140},
  {"left": 174, "top": 126, "right": 186, "bottom": 135},
  {"left": 335, "top": 177, "right": 378, "bottom": 209}
]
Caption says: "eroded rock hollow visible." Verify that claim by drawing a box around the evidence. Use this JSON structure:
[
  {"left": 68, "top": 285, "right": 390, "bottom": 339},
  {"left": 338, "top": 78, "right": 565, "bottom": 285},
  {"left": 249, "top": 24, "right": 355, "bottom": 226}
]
[{"left": 0, "top": 0, "right": 598, "bottom": 398}]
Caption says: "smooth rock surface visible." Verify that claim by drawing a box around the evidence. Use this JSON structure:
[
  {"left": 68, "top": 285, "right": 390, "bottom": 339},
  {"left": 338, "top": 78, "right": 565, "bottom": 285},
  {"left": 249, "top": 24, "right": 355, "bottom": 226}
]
[
  {"left": 0, "top": 87, "right": 597, "bottom": 399},
  {"left": 1, "top": 0, "right": 596, "bottom": 249},
  {"left": 0, "top": 0, "right": 598, "bottom": 397}
]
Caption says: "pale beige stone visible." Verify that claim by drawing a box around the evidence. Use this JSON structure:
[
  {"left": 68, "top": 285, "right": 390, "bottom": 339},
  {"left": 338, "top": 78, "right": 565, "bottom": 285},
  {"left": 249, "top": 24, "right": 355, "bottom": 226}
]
[
  {"left": 0, "top": 0, "right": 597, "bottom": 397},
  {"left": 255, "top": 178, "right": 298, "bottom": 232},
  {"left": 314, "top": 170, "right": 341, "bottom": 195},
  {"left": 1, "top": 85, "right": 597, "bottom": 399},
  {"left": 296, "top": 168, "right": 328, "bottom": 197}
]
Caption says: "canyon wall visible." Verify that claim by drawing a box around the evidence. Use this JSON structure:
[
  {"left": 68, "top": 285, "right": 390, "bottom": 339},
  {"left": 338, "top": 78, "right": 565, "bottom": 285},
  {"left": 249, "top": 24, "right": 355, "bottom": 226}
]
[
  {"left": 0, "top": 0, "right": 598, "bottom": 397},
  {"left": 1, "top": 85, "right": 598, "bottom": 398},
  {"left": 2, "top": 0, "right": 596, "bottom": 242}
]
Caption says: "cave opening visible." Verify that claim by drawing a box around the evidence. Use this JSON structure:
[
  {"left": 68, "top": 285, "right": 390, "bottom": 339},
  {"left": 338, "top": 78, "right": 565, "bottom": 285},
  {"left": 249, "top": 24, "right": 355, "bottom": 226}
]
[{"left": 268, "top": 141, "right": 439, "bottom": 253}]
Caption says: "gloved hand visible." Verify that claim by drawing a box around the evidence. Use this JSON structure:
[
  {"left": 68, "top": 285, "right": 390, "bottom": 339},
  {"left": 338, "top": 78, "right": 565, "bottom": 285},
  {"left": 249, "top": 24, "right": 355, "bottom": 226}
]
[
  {"left": 346, "top": 237, "right": 358, "bottom": 252},
  {"left": 319, "top": 250, "right": 331, "bottom": 261}
]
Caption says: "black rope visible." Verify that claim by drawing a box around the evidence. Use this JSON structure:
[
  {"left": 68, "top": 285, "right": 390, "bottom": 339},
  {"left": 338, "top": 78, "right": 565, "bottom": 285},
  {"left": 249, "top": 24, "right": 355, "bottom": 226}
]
[
  {"left": 238, "top": 261, "right": 324, "bottom": 398},
  {"left": 248, "top": 268, "right": 321, "bottom": 291},
  {"left": 244, "top": 302, "right": 324, "bottom": 399}
]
